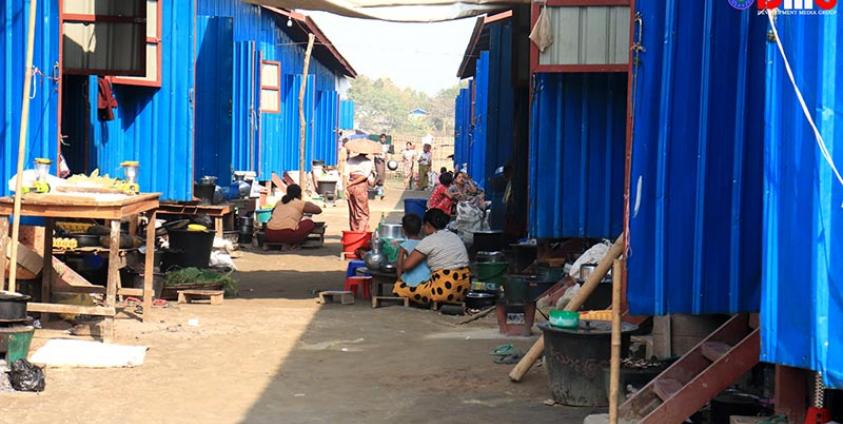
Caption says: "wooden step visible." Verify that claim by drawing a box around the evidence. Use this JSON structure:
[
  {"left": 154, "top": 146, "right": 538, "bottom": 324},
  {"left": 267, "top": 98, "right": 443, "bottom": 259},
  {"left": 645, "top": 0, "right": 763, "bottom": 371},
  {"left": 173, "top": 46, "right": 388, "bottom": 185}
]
[
  {"left": 701, "top": 341, "right": 733, "bottom": 362},
  {"left": 318, "top": 290, "right": 355, "bottom": 305},
  {"left": 653, "top": 379, "right": 683, "bottom": 401},
  {"left": 620, "top": 314, "right": 757, "bottom": 423},
  {"left": 178, "top": 289, "right": 224, "bottom": 305}
]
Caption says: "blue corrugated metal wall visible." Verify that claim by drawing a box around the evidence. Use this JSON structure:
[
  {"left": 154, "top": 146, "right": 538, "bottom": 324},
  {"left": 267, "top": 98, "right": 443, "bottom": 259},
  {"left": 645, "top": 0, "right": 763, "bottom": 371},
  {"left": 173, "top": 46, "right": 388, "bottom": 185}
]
[
  {"left": 627, "top": 1, "right": 767, "bottom": 316},
  {"left": 463, "top": 20, "right": 514, "bottom": 190},
  {"left": 470, "top": 51, "right": 489, "bottom": 186},
  {"left": 761, "top": 12, "right": 843, "bottom": 388},
  {"left": 339, "top": 99, "right": 354, "bottom": 130},
  {"left": 453, "top": 87, "right": 471, "bottom": 168},
  {"left": 315, "top": 90, "right": 339, "bottom": 165},
  {"left": 199, "top": 0, "right": 341, "bottom": 178},
  {"left": 1, "top": 0, "right": 60, "bottom": 196},
  {"left": 528, "top": 73, "right": 626, "bottom": 239},
  {"left": 83, "top": 0, "right": 196, "bottom": 201},
  {"left": 195, "top": 16, "right": 235, "bottom": 182},
  {"left": 231, "top": 40, "right": 258, "bottom": 173}
]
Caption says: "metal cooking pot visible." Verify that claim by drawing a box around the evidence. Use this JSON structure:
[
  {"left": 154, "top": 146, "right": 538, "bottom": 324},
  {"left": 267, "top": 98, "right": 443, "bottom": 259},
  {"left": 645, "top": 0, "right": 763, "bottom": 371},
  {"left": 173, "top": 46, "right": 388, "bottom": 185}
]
[
  {"left": 0, "top": 293, "right": 31, "bottom": 322},
  {"left": 387, "top": 160, "right": 399, "bottom": 171},
  {"left": 579, "top": 263, "right": 598, "bottom": 282},
  {"left": 465, "top": 291, "right": 497, "bottom": 309},
  {"left": 475, "top": 251, "right": 506, "bottom": 263},
  {"left": 378, "top": 223, "right": 404, "bottom": 240},
  {"left": 364, "top": 250, "right": 385, "bottom": 270}
]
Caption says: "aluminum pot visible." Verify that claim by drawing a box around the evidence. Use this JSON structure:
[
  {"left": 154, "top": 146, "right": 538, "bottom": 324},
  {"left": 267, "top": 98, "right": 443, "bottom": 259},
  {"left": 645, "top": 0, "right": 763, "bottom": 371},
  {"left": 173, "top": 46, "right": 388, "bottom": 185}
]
[
  {"left": 379, "top": 223, "right": 404, "bottom": 240},
  {"left": 579, "top": 263, "right": 599, "bottom": 282},
  {"left": 475, "top": 251, "right": 506, "bottom": 263},
  {"left": 0, "top": 293, "right": 30, "bottom": 322}
]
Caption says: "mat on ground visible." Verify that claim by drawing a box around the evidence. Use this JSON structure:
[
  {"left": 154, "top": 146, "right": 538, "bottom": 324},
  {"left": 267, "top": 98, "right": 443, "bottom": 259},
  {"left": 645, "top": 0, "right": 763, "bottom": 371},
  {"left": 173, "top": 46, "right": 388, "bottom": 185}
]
[{"left": 30, "top": 339, "right": 147, "bottom": 368}]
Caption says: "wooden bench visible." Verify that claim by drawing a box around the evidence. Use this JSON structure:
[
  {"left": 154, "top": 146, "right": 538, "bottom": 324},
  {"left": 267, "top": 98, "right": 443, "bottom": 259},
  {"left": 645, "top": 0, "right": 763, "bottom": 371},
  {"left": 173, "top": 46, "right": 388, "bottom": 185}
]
[
  {"left": 318, "top": 290, "right": 355, "bottom": 305},
  {"left": 177, "top": 289, "right": 224, "bottom": 305}
]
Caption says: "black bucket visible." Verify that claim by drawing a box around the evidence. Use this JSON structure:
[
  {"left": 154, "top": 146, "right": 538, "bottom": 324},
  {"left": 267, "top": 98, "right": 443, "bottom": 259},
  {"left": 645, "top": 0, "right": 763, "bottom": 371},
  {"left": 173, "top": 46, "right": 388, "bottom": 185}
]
[
  {"left": 540, "top": 321, "right": 637, "bottom": 407},
  {"left": 165, "top": 230, "right": 214, "bottom": 269},
  {"left": 194, "top": 183, "right": 216, "bottom": 205},
  {"left": 237, "top": 216, "right": 254, "bottom": 244},
  {"left": 509, "top": 243, "right": 537, "bottom": 273},
  {"left": 472, "top": 231, "right": 506, "bottom": 253}
]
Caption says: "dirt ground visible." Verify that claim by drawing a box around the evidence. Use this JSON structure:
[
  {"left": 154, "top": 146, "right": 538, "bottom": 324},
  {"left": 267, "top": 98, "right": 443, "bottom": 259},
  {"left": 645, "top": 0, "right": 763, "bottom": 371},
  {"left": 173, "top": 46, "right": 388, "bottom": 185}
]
[{"left": 0, "top": 187, "right": 597, "bottom": 424}]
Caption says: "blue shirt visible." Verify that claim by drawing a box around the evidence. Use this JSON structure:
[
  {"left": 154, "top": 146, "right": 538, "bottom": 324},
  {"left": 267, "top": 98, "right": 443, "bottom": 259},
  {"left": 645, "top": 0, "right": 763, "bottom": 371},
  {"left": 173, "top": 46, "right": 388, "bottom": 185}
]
[{"left": 400, "top": 239, "right": 431, "bottom": 287}]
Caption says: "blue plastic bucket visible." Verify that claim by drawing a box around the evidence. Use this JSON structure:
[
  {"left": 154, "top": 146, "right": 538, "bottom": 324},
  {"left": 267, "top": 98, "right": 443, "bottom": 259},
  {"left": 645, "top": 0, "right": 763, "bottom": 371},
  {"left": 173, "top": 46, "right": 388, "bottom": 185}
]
[{"left": 404, "top": 198, "right": 427, "bottom": 219}]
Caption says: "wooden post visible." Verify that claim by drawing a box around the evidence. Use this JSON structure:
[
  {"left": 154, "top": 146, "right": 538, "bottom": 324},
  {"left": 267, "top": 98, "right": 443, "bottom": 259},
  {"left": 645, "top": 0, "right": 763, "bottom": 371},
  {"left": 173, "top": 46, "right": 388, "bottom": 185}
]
[
  {"left": 0, "top": 217, "right": 9, "bottom": 291},
  {"left": 298, "top": 34, "right": 316, "bottom": 188},
  {"left": 40, "top": 219, "right": 54, "bottom": 322},
  {"left": 7, "top": 0, "right": 39, "bottom": 294},
  {"left": 142, "top": 210, "right": 157, "bottom": 322},
  {"left": 509, "top": 234, "right": 625, "bottom": 382},
  {"left": 609, "top": 258, "right": 624, "bottom": 424}
]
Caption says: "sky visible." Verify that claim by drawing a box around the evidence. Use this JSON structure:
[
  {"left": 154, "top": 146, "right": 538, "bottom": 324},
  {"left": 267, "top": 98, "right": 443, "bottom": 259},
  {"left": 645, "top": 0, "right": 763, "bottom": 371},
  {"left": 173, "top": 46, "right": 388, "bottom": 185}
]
[{"left": 307, "top": 11, "right": 477, "bottom": 95}]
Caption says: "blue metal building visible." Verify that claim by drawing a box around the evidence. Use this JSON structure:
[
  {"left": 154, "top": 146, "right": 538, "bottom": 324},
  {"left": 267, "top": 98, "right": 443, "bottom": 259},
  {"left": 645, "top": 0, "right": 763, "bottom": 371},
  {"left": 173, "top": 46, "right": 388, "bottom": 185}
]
[
  {"left": 627, "top": 0, "right": 767, "bottom": 316},
  {"left": 1, "top": 0, "right": 60, "bottom": 196},
  {"left": 529, "top": 73, "right": 626, "bottom": 240},
  {"left": 761, "top": 11, "right": 843, "bottom": 388},
  {"left": 2, "top": 0, "right": 355, "bottom": 201}
]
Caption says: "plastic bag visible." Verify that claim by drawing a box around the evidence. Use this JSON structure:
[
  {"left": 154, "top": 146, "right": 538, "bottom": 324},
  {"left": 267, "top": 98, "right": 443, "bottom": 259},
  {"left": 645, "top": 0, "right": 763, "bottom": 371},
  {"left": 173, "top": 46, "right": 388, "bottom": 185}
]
[{"left": 9, "top": 359, "right": 45, "bottom": 392}]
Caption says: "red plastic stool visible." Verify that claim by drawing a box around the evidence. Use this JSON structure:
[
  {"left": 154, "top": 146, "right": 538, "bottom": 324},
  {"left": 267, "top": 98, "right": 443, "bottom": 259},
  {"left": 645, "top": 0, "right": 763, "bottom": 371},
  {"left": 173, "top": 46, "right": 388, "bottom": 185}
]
[{"left": 344, "top": 276, "right": 372, "bottom": 300}]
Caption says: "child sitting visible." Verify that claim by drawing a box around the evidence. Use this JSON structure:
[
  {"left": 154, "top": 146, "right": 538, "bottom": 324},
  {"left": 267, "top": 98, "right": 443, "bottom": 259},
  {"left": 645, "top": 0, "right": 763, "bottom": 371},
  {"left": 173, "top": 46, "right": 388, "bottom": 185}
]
[
  {"left": 395, "top": 214, "right": 431, "bottom": 288},
  {"left": 427, "top": 172, "right": 455, "bottom": 215}
]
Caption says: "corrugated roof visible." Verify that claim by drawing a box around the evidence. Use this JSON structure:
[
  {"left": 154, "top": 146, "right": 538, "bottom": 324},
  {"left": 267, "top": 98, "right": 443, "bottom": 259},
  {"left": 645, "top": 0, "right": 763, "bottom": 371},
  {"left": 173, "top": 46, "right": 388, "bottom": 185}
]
[
  {"left": 263, "top": 6, "right": 357, "bottom": 77},
  {"left": 245, "top": 0, "right": 520, "bottom": 22},
  {"left": 457, "top": 10, "right": 512, "bottom": 79}
]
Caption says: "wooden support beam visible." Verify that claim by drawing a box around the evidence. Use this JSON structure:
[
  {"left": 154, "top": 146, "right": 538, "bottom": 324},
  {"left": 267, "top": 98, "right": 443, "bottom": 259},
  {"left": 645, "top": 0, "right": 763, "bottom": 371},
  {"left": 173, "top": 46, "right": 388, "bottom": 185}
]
[
  {"left": 40, "top": 219, "right": 54, "bottom": 322},
  {"left": 27, "top": 302, "right": 115, "bottom": 317},
  {"left": 775, "top": 365, "right": 809, "bottom": 424}
]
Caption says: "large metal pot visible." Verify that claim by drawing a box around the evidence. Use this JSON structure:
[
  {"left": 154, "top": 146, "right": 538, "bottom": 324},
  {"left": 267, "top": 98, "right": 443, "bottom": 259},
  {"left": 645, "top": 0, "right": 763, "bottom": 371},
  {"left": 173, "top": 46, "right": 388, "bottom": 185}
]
[
  {"left": 0, "top": 293, "right": 30, "bottom": 322},
  {"left": 379, "top": 223, "right": 404, "bottom": 240}
]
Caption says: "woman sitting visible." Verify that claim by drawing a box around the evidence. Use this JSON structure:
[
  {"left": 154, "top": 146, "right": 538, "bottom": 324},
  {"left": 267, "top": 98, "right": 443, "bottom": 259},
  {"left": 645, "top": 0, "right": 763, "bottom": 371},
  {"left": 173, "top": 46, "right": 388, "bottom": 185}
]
[
  {"left": 427, "top": 172, "right": 455, "bottom": 215},
  {"left": 265, "top": 184, "right": 322, "bottom": 246},
  {"left": 449, "top": 171, "right": 484, "bottom": 208},
  {"left": 393, "top": 209, "right": 471, "bottom": 305}
]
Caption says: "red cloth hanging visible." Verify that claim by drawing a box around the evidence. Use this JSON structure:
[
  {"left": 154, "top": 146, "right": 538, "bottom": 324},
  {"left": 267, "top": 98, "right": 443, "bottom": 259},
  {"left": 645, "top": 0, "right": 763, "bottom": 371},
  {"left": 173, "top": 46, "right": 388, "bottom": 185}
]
[{"left": 97, "top": 77, "right": 118, "bottom": 121}]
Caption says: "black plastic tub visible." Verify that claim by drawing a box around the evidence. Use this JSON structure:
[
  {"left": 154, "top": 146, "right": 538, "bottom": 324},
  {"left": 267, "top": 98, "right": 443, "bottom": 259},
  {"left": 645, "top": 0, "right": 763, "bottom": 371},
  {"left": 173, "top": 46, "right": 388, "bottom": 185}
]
[
  {"left": 540, "top": 321, "right": 637, "bottom": 407},
  {"left": 0, "top": 293, "right": 30, "bottom": 323},
  {"left": 504, "top": 274, "right": 557, "bottom": 304},
  {"left": 165, "top": 230, "right": 214, "bottom": 269}
]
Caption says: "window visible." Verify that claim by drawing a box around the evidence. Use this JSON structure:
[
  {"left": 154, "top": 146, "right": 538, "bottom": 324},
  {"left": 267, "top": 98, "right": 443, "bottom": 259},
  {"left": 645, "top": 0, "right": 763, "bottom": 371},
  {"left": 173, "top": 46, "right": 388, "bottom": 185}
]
[
  {"left": 112, "top": 0, "right": 163, "bottom": 87},
  {"left": 61, "top": 0, "right": 147, "bottom": 76},
  {"left": 260, "top": 61, "right": 281, "bottom": 114}
]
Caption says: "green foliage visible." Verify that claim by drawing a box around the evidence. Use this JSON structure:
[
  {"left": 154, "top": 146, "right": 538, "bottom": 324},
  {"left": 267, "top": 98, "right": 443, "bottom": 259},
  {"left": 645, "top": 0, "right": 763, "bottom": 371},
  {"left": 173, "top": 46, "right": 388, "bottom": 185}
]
[
  {"left": 164, "top": 268, "right": 239, "bottom": 297},
  {"left": 348, "top": 75, "right": 465, "bottom": 136}
]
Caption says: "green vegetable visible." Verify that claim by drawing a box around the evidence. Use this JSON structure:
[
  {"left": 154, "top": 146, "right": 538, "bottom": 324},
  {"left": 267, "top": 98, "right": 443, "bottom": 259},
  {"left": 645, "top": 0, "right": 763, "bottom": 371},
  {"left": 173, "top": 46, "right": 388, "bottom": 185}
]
[{"left": 164, "top": 268, "right": 239, "bottom": 297}]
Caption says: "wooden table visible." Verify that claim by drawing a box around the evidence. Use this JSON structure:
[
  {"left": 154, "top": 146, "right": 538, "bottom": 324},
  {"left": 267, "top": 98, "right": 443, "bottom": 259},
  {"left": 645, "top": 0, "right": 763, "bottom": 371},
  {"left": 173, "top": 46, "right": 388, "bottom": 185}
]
[
  {"left": 0, "top": 193, "right": 160, "bottom": 341},
  {"left": 157, "top": 202, "right": 233, "bottom": 238}
]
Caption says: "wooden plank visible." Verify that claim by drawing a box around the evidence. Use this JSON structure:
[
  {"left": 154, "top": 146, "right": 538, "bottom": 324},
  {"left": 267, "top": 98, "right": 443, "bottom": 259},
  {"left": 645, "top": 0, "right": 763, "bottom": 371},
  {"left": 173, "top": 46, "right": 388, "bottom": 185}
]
[
  {"left": 701, "top": 341, "right": 732, "bottom": 362},
  {"left": 117, "top": 288, "right": 144, "bottom": 297},
  {"left": 215, "top": 217, "right": 224, "bottom": 239},
  {"left": 142, "top": 210, "right": 156, "bottom": 322},
  {"left": 53, "top": 285, "right": 106, "bottom": 295},
  {"left": 317, "top": 291, "right": 354, "bottom": 305},
  {"left": 0, "top": 193, "right": 159, "bottom": 208},
  {"left": 0, "top": 216, "right": 8, "bottom": 290},
  {"left": 27, "top": 302, "right": 116, "bottom": 316},
  {"left": 41, "top": 219, "right": 54, "bottom": 322},
  {"left": 178, "top": 290, "right": 224, "bottom": 305}
]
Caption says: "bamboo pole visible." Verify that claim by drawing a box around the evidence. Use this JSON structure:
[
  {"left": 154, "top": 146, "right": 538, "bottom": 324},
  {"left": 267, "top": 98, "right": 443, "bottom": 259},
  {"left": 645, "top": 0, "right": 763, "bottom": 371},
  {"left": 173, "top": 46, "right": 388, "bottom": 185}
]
[
  {"left": 609, "top": 258, "right": 624, "bottom": 424},
  {"left": 6, "top": 0, "right": 39, "bottom": 294},
  {"left": 298, "top": 34, "right": 316, "bottom": 188},
  {"left": 509, "top": 233, "right": 625, "bottom": 382}
]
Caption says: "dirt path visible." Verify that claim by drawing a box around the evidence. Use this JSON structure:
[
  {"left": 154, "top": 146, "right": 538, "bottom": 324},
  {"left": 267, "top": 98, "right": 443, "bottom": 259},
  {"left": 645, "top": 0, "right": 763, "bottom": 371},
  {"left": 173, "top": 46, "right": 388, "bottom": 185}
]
[{"left": 0, "top": 188, "right": 595, "bottom": 424}]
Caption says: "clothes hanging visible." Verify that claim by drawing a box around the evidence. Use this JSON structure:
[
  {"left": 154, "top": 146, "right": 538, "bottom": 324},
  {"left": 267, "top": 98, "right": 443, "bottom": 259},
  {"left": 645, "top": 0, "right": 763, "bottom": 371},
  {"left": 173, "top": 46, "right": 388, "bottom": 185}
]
[{"left": 97, "top": 77, "right": 118, "bottom": 121}]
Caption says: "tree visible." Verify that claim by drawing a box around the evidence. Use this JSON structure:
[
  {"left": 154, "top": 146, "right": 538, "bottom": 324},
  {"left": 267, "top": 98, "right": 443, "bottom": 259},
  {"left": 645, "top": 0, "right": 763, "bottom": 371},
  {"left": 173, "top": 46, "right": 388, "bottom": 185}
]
[{"left": 348, "top": 76, "right": 464, "bottom": 136}]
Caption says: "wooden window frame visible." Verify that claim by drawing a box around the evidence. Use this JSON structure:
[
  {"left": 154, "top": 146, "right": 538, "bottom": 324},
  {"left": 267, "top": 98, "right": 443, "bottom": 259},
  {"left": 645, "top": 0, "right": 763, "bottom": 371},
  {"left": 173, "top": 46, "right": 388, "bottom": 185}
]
[
  {"left": 112, "top": 0, "right": 163, "bottom": 88},
  {"left": 260, "top": 60, "right": 282, "bottom": 114}
]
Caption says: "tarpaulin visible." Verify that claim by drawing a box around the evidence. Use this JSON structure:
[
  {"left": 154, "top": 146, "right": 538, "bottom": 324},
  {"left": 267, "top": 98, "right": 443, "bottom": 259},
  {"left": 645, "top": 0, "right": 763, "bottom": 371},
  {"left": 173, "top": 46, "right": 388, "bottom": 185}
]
[{"left": 244, "top": 0, "right": 526, "bottom": 22}]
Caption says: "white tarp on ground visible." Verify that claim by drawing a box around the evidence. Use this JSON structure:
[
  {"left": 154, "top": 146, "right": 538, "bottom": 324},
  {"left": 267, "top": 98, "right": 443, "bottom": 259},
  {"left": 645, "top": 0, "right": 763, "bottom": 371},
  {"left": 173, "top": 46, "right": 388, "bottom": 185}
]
[
  {"left": 30, "top": 339, "right": 147, "bottom": 368},
  {"left": 246, "top": 0, "right": 527, "bottom": 22}
]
